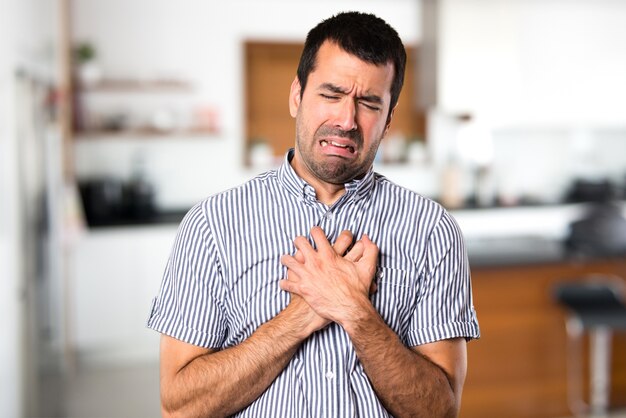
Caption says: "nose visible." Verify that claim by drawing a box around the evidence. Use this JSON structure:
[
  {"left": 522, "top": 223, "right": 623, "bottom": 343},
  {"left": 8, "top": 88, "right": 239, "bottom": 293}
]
[{"left": 333, "top": 98, "right": 357, "bottom": 131}]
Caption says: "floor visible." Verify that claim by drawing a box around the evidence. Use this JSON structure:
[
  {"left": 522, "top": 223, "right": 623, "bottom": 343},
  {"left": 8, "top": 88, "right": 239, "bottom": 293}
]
[
  {"left": 38, "top": 361, "right": 161, "bottom": 418},
  {"left": 36, "top": 361, "right": 626, "bottom": 418}
]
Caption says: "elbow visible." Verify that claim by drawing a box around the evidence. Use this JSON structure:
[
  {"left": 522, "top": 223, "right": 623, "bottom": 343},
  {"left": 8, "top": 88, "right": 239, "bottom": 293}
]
[
  {"left": 443, "top": 384, "right": 462, "bottom": 417},
  {"left": 161, "top": 393, "right": 226, "bottom": 418},
  {"left": 442, "top": 386, "right": 462, "bottom": 418},
  {"left": 443, "top": 403, "right": 460, "bottom": 418},
  {"left": 427, "top": 391, "right": 458, "bottom": 418},
  {"left": 160, "top": 390, "right": 189, "bottom": 418},
  {"left": 424, "top": 393, "right": 457, "bottom": 418},
  {"left": 161, "top": 407, "right": 172, "bottom": 418},
  {"left": 432, "top": 371, "right": 462, "bottom": 418},
  {"left": 160, "top": 385, "right": 177, "bottom": 417},
  {"left": 160, "top": 399, "right": 179, "bottom": 418}
]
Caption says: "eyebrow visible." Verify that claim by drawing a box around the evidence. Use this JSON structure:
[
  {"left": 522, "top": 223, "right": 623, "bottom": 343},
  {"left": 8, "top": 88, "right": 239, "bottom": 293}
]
[{"left": 319, "top": 83, "right": 384, "bottom": 105}]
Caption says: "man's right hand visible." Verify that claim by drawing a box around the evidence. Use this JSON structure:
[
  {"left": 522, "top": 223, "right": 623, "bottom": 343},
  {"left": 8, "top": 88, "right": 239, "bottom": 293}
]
[{"left": 283, "top": 229, "right": 367, "bottom": 335}]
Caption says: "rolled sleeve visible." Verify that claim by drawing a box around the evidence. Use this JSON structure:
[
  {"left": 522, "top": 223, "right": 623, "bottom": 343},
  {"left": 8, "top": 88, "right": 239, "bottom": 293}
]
[
  {"left": 147, "top": 202, "right": 227, "bottom": 348},
  {"left": 406, "top": 211, "right": 480, "bottom": 346}
]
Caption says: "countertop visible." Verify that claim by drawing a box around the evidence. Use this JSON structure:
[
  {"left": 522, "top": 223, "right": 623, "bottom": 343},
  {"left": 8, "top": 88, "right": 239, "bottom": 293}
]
[
  {"left": 466, "top": 236, "right": 569, "bottom": 268},
  {"left": 84, "top": 203, "right": 626, "bottom": 268}
]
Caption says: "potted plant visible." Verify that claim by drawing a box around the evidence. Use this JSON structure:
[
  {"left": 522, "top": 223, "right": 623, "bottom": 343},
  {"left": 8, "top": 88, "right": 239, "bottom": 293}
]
[{"left": 74, "top": 42, "right": 102, "bottom": 86}]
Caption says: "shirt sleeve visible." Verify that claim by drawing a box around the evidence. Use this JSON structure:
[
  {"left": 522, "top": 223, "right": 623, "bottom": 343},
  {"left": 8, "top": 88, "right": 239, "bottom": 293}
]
[
  {"left": 405, "top": 210, "right": 480, "bottom": 346},
  {"left": 146, "top": 202, "right": 227, "bottom": 348}
]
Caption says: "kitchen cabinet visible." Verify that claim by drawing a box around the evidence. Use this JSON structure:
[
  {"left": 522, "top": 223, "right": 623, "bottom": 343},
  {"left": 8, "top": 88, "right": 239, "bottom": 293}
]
[
  {"left": 461, "top": 258, "right": 626, "bottom": 418},
  {"left": 69, "top": 225, "right": 178, "bottom": 363}
]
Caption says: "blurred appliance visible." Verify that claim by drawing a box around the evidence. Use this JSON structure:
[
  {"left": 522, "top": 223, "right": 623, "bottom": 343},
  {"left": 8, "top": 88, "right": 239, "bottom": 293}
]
[
  {"left": 565, "top": 202, "right": 626, "bottom": 256},
  {"left": 565, "top": 178, "right": 616, "bottom": 203},
  {"left": 79, "top": 176, "right": 155, "bottom": 226},
  {"left": 79, "top": 178, "right": 125, "bottom": 226}
]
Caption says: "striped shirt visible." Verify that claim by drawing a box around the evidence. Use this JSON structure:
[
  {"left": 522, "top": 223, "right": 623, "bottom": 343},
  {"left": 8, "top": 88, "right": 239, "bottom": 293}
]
[{"left": 147, "top": 149, "right": 480, "bottom": 417}]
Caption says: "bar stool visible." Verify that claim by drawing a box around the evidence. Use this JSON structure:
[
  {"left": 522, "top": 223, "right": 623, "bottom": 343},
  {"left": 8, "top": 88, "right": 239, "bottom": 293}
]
[{"left": 553, "top": 275, "right": 626, "bottom": 417}]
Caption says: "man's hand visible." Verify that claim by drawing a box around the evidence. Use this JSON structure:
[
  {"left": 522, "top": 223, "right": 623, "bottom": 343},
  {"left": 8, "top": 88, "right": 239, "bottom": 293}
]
[
  {"left": 280, "top": 226, "right": 379, "bottom": 326},
  {"left": 283, "top": 228, "right": 359, "bottom": 333}
]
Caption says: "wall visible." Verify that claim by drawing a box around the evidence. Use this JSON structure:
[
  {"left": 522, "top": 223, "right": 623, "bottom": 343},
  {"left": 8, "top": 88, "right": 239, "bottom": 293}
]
[
  {"left": 72, "top": 0, "right": 626, "bottom": 213},
  {"left": 70, "top": 0, "right": 421, "bottom": 209},
  {"left": 438, "top": 0, "right": 626, "bottom": 126},
  {"left": 0, "top": 0, "right": 59, "bottom": 415},
  {"left": 421, "top": 0, "right": 626, "bottom": 207},
  {"left": 0, "top": 1, "right": 23, "bottom": 414}
]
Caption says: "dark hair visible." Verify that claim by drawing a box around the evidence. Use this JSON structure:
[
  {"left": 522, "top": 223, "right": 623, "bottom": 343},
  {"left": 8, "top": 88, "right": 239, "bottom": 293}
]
[{"left": 296, "top": 11, "right": 407, "bottom": 121}]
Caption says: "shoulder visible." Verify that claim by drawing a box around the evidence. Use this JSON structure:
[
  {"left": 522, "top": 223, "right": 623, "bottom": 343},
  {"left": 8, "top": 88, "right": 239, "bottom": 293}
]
[
  {"left": 373, "top": 173, "right": 446, "bottom": 220},
  {"left": 372, "top": 172, "right": 466, "bottom": 242},
  {"left": 183, "top": 170, "right": 279, "bottom": 225},
  {"left": 200, "top": 170, "right": 276, "bottom": 205}
]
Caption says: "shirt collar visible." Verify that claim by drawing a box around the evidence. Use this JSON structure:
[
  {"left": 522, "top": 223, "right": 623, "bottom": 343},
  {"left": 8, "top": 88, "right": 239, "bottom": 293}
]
[{"left": 277, "top": 148, "right": 375, "bottom": 203}]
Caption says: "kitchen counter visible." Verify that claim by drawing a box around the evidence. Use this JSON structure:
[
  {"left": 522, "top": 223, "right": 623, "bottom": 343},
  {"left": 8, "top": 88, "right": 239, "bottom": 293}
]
[
  {"left": 83, "top": 201, "right": 626, "bottom": 268},
  {"left": 85, "top": 209, "right": 188, "bottom": 228},
  {"left": 455, "top": 201, "right": 626, "bottom": 267},
  {"left": 466, "top": 236, "right": 567, "bottom": 268}
]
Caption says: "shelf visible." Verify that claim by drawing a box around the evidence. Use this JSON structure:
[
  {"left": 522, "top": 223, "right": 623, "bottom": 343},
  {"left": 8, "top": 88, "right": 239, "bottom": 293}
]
[
  {"left": 75, "top": 128, "right": 220, "bottom": 139},
  {"left": 79, "top": 78, "right": 194, "bottom": 93}
]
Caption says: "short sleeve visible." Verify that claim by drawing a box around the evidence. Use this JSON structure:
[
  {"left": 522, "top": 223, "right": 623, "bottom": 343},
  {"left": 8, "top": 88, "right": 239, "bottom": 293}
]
[
  {"left": 406, "top": 211, "right": 480, "bottom": 346},
  {"left": 146, "top": 202, "right": 227, "bottom": 348}
]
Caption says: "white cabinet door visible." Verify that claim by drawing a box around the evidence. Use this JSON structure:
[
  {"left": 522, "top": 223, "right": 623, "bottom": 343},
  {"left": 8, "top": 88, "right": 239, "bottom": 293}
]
[{"left": 70, "top": 225, "right": 178, "bottom": 363}]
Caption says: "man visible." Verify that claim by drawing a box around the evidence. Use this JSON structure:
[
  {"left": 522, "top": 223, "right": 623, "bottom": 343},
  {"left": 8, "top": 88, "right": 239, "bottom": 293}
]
[{"left": 148, "top": 11, "right": 479, "bottom": 418}]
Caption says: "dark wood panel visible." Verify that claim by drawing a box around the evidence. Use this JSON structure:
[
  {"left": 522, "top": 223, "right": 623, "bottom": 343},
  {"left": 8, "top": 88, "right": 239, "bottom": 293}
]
[{"left": 461, "top": 259, "right": 626, "bottom": 418}]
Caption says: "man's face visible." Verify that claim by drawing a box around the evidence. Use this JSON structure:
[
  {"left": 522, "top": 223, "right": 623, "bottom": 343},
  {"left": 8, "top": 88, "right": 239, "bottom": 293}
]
[{"left": 289, "top": 41, "right": 395, "bottom": 186}]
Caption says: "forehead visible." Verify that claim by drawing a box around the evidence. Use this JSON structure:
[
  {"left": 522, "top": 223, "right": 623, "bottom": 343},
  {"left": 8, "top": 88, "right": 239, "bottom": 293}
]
[{"left": 310, "top": 41, "right": 394, "bottom": 99}]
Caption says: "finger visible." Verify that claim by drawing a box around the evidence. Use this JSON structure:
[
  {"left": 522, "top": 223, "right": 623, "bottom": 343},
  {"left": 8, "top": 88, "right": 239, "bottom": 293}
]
[
  {"left": 360, "top": 235, "right": 379, "bottom": 260},
  {"left": 332, "top": 230, "right": 354, "bottom": 256},
  {"left": 345, "top": 240, "right": 364, "bottom": 262},
  {"left": 294, "top": 250, "right": 304, "bottom": 263},
  {"left": 279, "top": 279, "right": 299, "bottom": 294},
  {"left": 310, "top": 226, "right": 333, "bottom": 254},
  {"left": 369, "top": 281, "right": 378, "bottom": 295},
  {"left": 281, "top": 254, "right": 306, "bottom": 277},
  {"left": 293, "top": 235, "right": 317, "bottom": 259}
]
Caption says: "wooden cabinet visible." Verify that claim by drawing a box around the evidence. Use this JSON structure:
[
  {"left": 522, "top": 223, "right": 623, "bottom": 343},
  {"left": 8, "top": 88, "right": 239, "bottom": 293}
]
[
  {"left": 244, "top": 42, "right": 426, "bottom": 162},
  {"left": 461, "top": 259, "right": 626, "bottom": 418}
]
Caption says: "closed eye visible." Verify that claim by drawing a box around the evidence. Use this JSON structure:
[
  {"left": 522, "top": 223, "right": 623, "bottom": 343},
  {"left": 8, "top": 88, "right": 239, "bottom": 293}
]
[{"left": 359, "top": 101, "right": 381, "bottom": 111}]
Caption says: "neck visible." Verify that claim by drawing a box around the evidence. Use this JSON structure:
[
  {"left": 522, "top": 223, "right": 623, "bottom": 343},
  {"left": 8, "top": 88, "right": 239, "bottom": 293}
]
[
  {"left": 290, "top": 154, "right": 346, "bottom": 206},
  {"left": 313, "top": 182, "right": 346, "bottom": 206}
]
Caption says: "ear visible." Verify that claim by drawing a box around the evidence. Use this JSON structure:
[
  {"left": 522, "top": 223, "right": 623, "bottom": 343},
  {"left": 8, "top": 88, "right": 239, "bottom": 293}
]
[
  {"left": 289, "top": 76, "right": 302, "bottom": 118},
  {"left": 383, "top": 104, "right": 397, "bottom": 137}
]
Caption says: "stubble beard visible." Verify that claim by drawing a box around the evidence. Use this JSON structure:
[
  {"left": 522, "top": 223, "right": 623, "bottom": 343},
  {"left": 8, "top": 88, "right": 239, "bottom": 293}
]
[{"left": 295, "top": 120, "right": 380, "bottom": 185}]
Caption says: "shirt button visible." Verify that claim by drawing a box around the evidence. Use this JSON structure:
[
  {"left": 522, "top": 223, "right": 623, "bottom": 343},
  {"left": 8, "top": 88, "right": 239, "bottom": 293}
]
[
  {"left": 325, "top": 211, "right": 334, "bottom": 220},
  {"left": 325, "top": 371, "right": 335, "bottom": 380}
]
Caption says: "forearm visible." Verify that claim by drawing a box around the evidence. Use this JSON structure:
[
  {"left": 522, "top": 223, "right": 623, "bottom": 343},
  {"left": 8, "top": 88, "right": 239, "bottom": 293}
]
[
  {"left": 162, "top": 305, "right": 314, "bottom": 418},
  {"left": 342, "top": 303, "right": 457, "bottom": 418}
]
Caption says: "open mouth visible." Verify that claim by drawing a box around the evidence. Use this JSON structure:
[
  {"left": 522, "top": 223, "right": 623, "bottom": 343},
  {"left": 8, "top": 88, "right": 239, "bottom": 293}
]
[{"left": 320, "top": 140, "right": 355, "bottom": 154}]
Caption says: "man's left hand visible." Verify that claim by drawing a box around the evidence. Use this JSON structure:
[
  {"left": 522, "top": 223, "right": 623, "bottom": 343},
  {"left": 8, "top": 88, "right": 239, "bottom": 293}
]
[{"left": 279, "top": 226, "right": 379, "bottom": 325}]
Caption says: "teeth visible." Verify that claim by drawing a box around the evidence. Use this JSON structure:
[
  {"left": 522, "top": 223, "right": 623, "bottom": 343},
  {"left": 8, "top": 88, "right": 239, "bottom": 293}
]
[{"left": 320, "top": 140, "right": 355, "bottom": 153}]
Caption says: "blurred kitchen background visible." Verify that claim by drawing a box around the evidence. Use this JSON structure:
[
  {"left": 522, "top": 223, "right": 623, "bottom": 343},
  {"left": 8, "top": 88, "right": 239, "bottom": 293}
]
[{"left": 2, "top": 0, "right": 626, "bottom": 417}]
